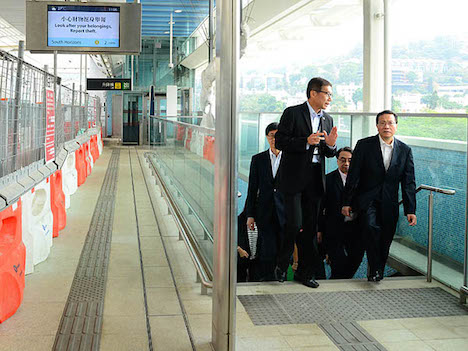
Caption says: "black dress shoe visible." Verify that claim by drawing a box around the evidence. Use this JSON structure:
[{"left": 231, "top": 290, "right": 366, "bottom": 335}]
[
  {"left": 274, "top": 266, "right": 286, "bottom": 283},
  {"left": 302, "top": 277, "right": 320, "bottom": 288},
  {"left": 368, "top": 271, "right": 382, "bottom": 282}
]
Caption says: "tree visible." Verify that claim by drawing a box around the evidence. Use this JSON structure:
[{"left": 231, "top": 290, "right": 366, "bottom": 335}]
[
  {"left": 421, "top": 91, "right": 439, "bottom": 109},
  {"left": 392, "top": 97, "right": 402, "bottom": 112},
  {"left": 406, "top": 71, "right": 418, "bottom": 84},
  {"left": 337, "top": 62, "right": 361, "bottom": 84},
  {"left": 352, "top": 88, "right": 363, "bottom": 107},
  {"left": 329, "top": 94, "right": 347, "bottom": 111},
  {"left": 239, "top": 93, "right": 286, "bottom": 113}
]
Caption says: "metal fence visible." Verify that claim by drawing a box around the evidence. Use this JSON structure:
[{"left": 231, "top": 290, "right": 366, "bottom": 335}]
[{"left": 0, "top": 48, "right": 102, "bottom": 179}]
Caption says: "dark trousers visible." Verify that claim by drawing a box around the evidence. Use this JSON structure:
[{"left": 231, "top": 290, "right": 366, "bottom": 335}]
[
  {"left": 278, "top": 166, "right": 323, "bottom": 278},
  {"left": 361, "top": 203, "right": 397, "bottom": 275},
  {"left": 327, "top": 221, "right": 364, "bottom": 279}
]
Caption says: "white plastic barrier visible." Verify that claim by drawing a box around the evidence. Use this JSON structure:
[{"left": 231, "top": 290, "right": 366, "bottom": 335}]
[
  {"left": 97, "top": 131, "right": 103, "bottom": 155},
  {"left": 87, "top": 141, "right": 94, "bottom": 170},
  {"left": 21, "top": 179, "right": 53, "bottom": 274},
  {"left": 62, "top": 152, "right": 78, "bottom": 209}
]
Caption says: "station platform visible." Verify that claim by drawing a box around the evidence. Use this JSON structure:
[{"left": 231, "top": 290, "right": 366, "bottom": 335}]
[{"left": 1, "top": 146, "right": 467, "bottom": 351}]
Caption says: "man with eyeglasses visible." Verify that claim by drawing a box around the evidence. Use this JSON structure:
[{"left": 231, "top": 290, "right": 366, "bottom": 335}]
[
  {"left": 342, "top": 110, "right": 417, "bottom": 282},
  {"left": 274, "top": 77, "right": 338, "bottom": 288},
  {"left": 244, "top": 122, "right": 285, "bottom": 281},
  {"left": 318, "top": 147, "right": 364, "bottom": 279}
]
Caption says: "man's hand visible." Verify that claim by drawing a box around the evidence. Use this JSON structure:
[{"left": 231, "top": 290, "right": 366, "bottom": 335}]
[
  {"left": 342, "top": 206, "right": 352, "bottom": 217},
  {"left": 407, "top": 214, "right": 417, "bottom": 226},
  {"left": 247, "top": 217, "right": 255, "bottom": 231},
  {"left": 323, "top": 126, "right": 338, "bottom": 147},
  {"left": 307, "top": 132, "right": 325, "bottom": 146},
  {"left": 237, "top": 246, "right": 249, "bottom": 258},
  {"left": 317, "top": 231, "right": 323, "bottom": 244}
]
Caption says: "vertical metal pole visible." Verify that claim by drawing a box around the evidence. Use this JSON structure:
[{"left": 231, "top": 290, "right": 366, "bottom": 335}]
[
  {"left": 54, "top": 51, "right": 58, "bottom": 110},
  {"left": 212, "top": 0, "right": 239, "bottom": 350},
  {"left": 72, "top": 82, "right": 76, "bottom": 138},
  {"left": 131, "top": 55, "right": 134, "bottom": 91},
  {"left": 427, "top": 191, "right": 434, "bottom": 283},
  {"left": 44, "top": 65, "right": 48, "bottom": 160},
  {"left": 208, "top": 0, "right": 214, "bottom": 63},
  {"left": 12, "top": 40, "right": 24, "bottom": 171},
  {"left": 169, "top": 13, "right": 174, "bottom": 68},
  {"left": 84, "top": 54, "right": 88, "bottom": 93},
  {"left": 80, "top": 54, "right": 83, "bottom": 92},
  {"left": 383, "top": 0, "right": 392, "bottom": 110}
]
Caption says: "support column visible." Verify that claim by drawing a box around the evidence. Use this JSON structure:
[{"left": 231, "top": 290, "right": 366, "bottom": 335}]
[
  {"left": 363, "top": 0, "right": 385, "bottom": 112},
  {"left": 212, "top": 0, "right": 239, "bottom": 350},
  {"left": 352, "top": 0, "right": 385, "bottom": 146}
]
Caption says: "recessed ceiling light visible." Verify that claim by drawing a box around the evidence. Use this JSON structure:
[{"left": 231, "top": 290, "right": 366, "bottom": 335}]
[
  {"left": 174, "top": 9, "right": 182, "bottom": 13},
  {"left": 164, "top": 31, "right": 170, "bottom": 34}
]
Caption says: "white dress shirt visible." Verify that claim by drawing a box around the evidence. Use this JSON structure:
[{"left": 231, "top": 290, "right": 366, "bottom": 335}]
[
  {"left": 379, "top": 134, "right": 394, "bottom": 171},
  {"left": 269, "top": 149, "right": 282, "bottom": 178},
  {"left": 338, "top": 169, "right": 347, "bottom": 186},
  {"left": 306, "top": 101, "right": 323, "bottom": 163}
]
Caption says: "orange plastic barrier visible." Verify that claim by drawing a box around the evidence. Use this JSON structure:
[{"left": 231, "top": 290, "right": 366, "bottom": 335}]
[
  {"left": 0, "top": 200, "right": 25, "bottom": 323},
  {"left": 176, "top": 125, "right": 185, "bottom": 141},
  {"left": 203, "top": 136, "right": 215, "bottom": 164},
  {"left": 75, "top": 147, "right": 87, "bottom": 187},
  {"left": 90, "top": 135, "right": 99, "bottom": 162},
  {"left": 81, "top": 144, "right": 91, "bottom": 177},
  {"left": 185, "top": 129, "right": 192, "bottom": 150},
  {"left": 50, "top": 170, "right": 66, "bottom": 238}
]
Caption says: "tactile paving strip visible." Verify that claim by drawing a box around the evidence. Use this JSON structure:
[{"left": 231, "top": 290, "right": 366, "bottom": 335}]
[
  {"left": 238, "top": 287, "right": 468, "bottom": 326},
  {"left": 53, "top": 149, "right": 120, "bottom": 351},
  {"left": 239, "top": 287, "right": 468, "bottom": 350}
]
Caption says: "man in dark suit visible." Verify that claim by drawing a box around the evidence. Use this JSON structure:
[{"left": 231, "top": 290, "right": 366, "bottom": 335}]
[
  {"left": 318, "top": 147, "right": 364, "bottom": 279},
  {"left": 342, "top": 110, "right": 417, "bottom": 282},
  {"left": 244, "top": 122, "right": 285, "bottom": 281},
  {"left": 274, "top": 77, "right": 338, "bottom": 288}
]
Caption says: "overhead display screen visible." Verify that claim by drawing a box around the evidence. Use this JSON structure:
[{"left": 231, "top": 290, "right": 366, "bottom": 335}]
[{"left": 47, "top": 5, "right": 120, "bottom": 48}]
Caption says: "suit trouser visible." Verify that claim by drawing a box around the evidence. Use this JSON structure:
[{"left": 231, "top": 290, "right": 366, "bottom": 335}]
[
  {"left": 328, "top": 221, "right": 364, "bottom": 279},
  {"left": 361, "top": 204, "right": 397, "bottom": 275},
  {"left": 278, "top": 167, "right": 323, "bottom": 278}
]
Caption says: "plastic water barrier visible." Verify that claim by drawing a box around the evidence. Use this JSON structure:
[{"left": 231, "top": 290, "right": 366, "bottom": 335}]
[
  {"left": 50, "top": 170, "right": 66, "bottom": 238},
  {"left": 62, "top": 152, "right": 78, "bottom": 209},
  {"left": 75, "top": 147, "right": 87, "bottom": 187},
  {"left": 0, "top": 200, "right": 25, "bottom": 323},
  {"left": 21, "top": 179, "right": 53, "bottom": 274},
  {"left": 97, "top": 128, "right": 103, "bottom": 155},
  {"left": 203, "top": 136, "right": 215, "bottom": 164},
  {"left": 84, "top": 142, "right": 93, "bottom": 176},
  {"left": 90, "top": 135, "right": 100, "bottom": 162}
]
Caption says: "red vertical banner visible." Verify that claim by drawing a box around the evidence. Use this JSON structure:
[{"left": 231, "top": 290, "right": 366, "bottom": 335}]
[{"left": 45, "top": 89, "right": 55, "bottom": 163}]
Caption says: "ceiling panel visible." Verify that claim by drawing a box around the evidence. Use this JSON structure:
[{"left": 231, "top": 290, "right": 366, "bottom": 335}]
[{"left": 129, "top": 0, "right": 210, "bottom": 37}]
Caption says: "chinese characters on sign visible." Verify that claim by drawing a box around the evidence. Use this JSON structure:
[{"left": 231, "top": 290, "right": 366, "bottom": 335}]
[{"left": 45, "top": 89, "right": 55, "bottom": 163}]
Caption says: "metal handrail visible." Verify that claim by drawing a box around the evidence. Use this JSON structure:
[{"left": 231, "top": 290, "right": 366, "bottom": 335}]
[
  {"left": 238, "top": 111, "right": 468, "bottom": 118},
  {"left": 399, "top": 184, "right": 456, "bottom": 283},
  {"left": 149, "top": 115, "right": 215, "bottom": 135},
  {"left": 144, "top": 152, "right": 213, "bottom": 293}
]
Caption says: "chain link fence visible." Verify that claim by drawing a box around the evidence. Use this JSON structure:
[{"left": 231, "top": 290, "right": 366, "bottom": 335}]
[{"left": 0, "top": 48, "right": 102, "bottom": 179}]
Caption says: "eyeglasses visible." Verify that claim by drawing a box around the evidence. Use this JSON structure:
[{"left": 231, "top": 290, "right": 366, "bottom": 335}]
[
  {"left": 266, "top": 134, "right": 276, "bottom": 139},
  {"left": 314, "top": 90, "right": 333, "bottom": 98},
  {"left": 377, "top": 121, "right": 397, "bottom": 126},
  {"left": 338, "top": 157, "right": 352, "bottom": 163}
]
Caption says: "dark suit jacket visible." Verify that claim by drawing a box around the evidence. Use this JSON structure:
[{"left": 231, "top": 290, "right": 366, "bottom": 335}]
[
  {"left": 319, "top": 170, "right": 357, "bottom": 248},
  {"left": 343, "top": 135, "right": 416, "bottom": 227},
  {"left": 245, "top": 150, "right": 284, "bottom": 227},
  {"left": 245, "top": 150, "right": 284, "bottom": 261},
  {"left": 275, "top": 102, "right": 336, "bottom": 194}
]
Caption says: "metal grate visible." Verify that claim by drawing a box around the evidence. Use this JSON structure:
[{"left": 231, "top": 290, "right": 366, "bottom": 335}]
[{"left": 53, "top": 149, "right": 120, "bottom": 351}]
